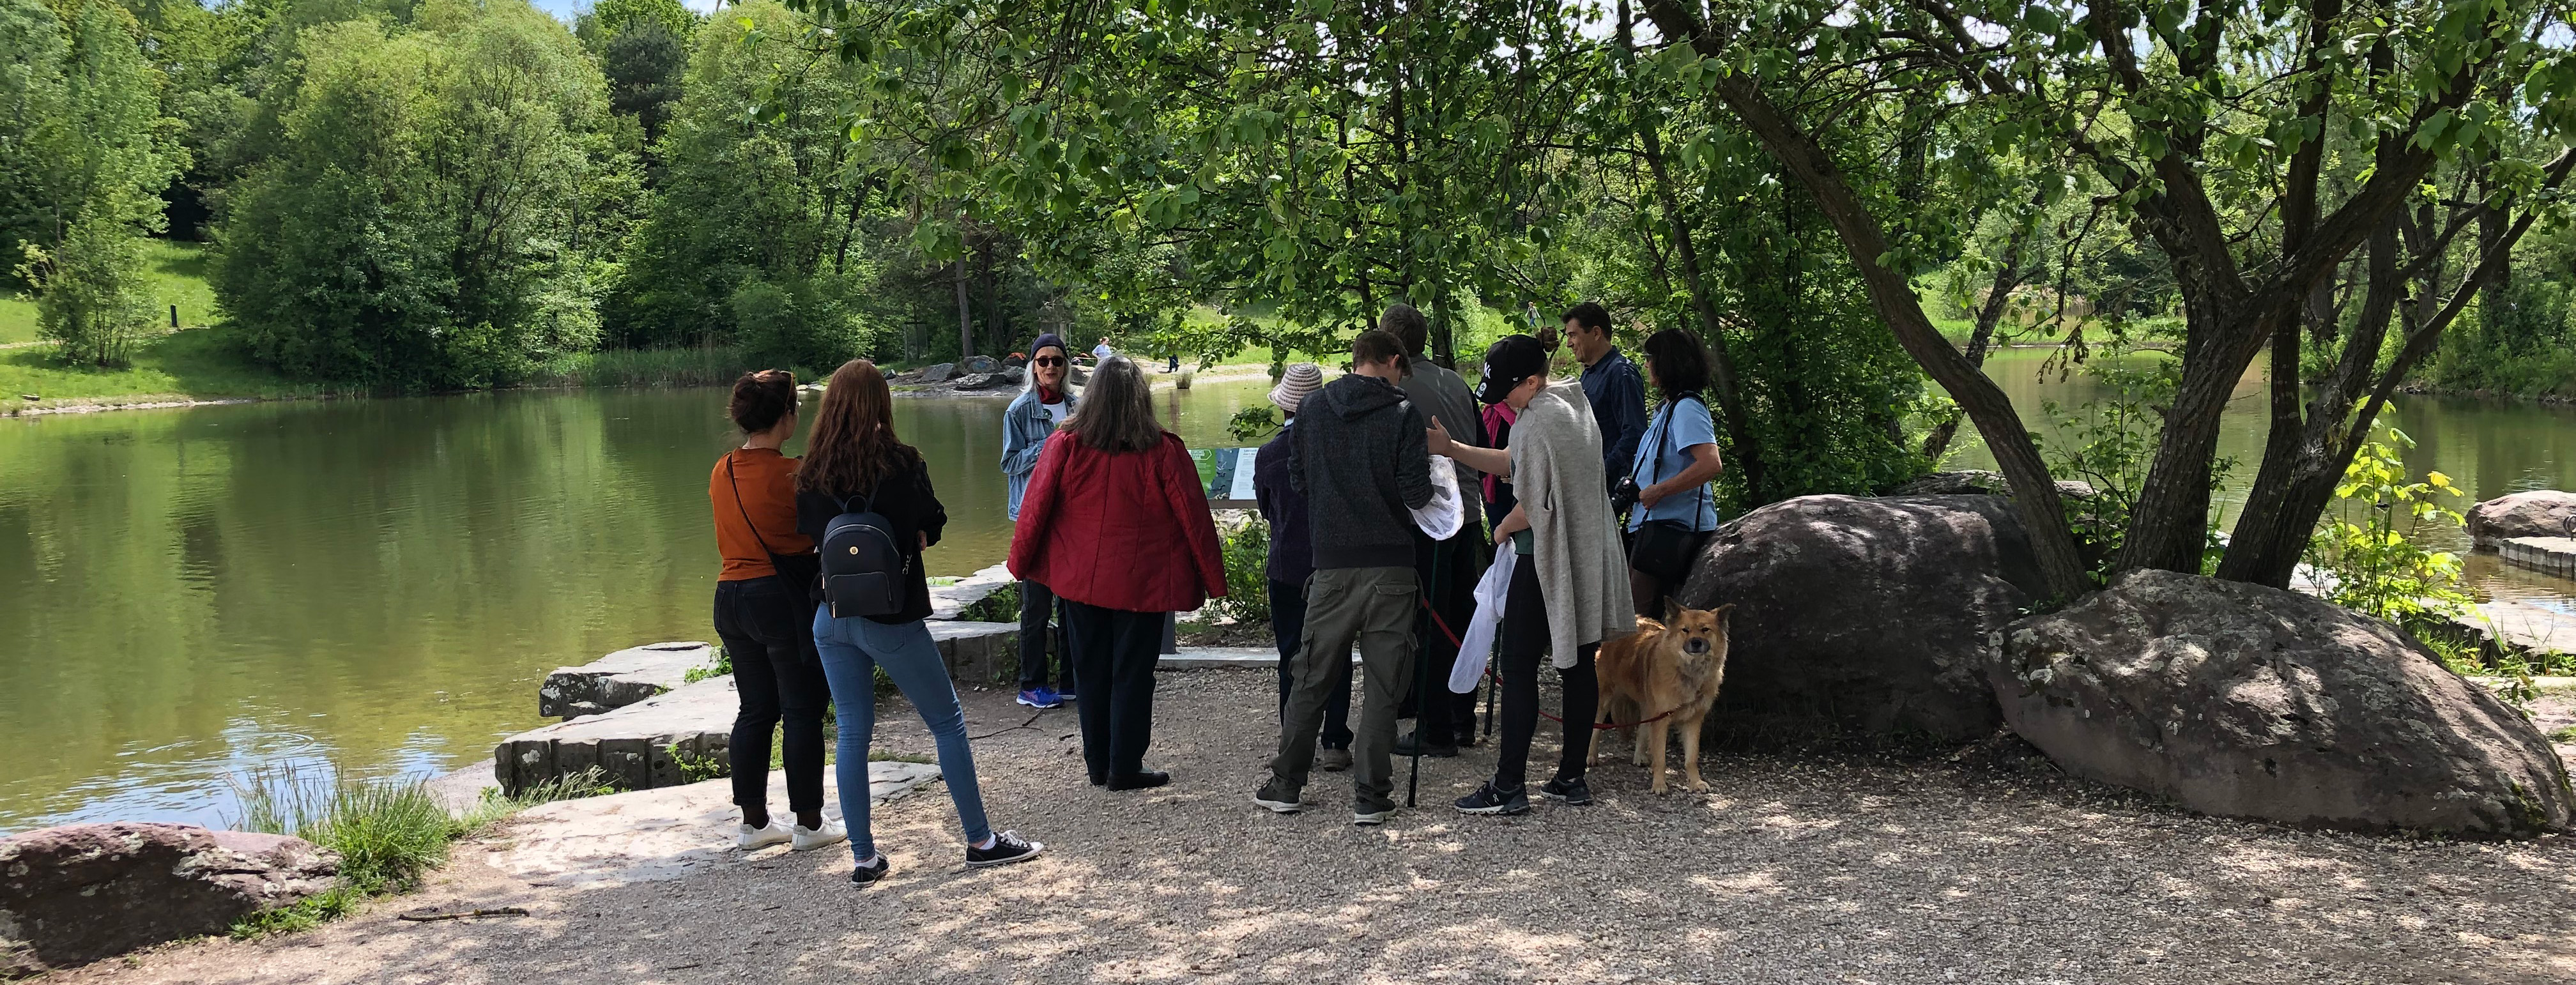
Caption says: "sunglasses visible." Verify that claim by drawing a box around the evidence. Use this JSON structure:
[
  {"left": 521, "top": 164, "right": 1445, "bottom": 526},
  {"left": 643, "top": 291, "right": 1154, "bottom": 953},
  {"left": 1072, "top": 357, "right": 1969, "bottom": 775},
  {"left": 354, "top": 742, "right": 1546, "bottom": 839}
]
[{"left": 1033, "top": 356, "right": 1066, "bottom": 367}]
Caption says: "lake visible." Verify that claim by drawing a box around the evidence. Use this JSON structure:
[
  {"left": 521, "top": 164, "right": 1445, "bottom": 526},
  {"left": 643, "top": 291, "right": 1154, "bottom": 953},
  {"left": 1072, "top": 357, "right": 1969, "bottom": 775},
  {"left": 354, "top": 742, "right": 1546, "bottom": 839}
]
[{"left": 7, "top": 352, "right": 2576, "bottom": 832}]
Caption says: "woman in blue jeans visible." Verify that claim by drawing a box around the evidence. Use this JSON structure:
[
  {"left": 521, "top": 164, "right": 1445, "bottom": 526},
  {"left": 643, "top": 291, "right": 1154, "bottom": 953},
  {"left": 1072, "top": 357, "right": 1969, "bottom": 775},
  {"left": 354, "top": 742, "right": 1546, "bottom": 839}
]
[{"left": 795, "top": 359, "right": 1043, "bottom": 885}]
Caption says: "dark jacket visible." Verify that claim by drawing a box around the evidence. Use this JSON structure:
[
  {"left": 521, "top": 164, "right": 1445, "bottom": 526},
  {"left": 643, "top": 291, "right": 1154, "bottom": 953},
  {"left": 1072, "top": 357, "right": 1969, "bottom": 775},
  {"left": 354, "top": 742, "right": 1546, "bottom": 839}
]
[
  {"left": 1008, "top": 431, "right": 1228, "bottom": 613},
  {"left": 1289, "top": 373, "right": 1432, "bottom": 570},
  {"left": 1254, "top": 421, "right": 1312, "bottom": 585},
  {"left": 1581, "top": 348, "right": 1648, "bottom": 485},
  {"left": 795, "top": 450, "right": 946, "bottom": 624}
]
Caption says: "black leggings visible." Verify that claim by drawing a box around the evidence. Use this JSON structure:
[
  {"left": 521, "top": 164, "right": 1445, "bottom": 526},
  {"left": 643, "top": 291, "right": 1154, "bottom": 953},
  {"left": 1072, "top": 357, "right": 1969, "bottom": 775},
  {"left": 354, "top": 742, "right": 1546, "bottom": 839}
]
[{"left": 1493, "top": 560, "right": 1597, "bottom": 791}]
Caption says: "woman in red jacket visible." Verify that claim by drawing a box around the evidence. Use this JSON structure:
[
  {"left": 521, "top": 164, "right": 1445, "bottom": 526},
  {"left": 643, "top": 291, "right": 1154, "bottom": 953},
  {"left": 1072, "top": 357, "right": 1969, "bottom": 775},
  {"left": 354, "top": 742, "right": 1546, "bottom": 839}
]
[{"left": 1008, "top": 356, "right": 1227, "bottom": 790}]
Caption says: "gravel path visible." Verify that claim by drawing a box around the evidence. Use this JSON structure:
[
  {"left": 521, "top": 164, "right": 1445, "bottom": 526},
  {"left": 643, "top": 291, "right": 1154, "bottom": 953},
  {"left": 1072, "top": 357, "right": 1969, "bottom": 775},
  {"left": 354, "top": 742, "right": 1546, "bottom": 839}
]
[{"left": 60, "top": 670, "right": 2576, "bottom": 984}]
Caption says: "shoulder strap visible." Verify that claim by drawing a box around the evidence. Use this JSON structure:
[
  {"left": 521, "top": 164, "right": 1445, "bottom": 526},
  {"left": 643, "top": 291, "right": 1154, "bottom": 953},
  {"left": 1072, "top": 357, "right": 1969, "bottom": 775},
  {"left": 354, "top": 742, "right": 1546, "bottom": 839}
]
[{"left": 725, "top": 454, "right": 781, "bottom": 558}]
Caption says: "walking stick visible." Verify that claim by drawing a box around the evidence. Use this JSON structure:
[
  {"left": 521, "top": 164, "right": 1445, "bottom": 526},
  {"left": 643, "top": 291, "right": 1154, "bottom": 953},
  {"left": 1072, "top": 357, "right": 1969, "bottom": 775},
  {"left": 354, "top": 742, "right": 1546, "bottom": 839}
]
[{"left": 1407, "top": 537, "right": 1451, "bottom": 808}]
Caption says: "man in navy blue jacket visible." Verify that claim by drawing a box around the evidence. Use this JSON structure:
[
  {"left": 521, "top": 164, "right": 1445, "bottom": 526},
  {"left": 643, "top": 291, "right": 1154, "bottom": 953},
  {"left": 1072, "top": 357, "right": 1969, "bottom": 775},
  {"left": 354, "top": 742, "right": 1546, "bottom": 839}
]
[{"left": 1563, "top": 302, "right": 1647, "bottom": 495}]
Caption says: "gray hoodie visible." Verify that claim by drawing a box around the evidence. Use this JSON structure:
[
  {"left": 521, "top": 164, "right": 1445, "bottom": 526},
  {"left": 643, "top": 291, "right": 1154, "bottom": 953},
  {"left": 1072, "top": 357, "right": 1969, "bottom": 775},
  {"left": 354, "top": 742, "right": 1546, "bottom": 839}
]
[{"left": 1289, "top": 373, "right": 1434, "bottom": 570}]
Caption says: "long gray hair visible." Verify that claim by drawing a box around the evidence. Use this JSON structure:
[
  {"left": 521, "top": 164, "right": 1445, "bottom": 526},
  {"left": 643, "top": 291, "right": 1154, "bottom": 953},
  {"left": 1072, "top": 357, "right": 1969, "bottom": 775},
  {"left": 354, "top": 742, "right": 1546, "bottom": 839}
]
[{"left": 1066, "top": 356, "right": 1162, "bottom": 453}]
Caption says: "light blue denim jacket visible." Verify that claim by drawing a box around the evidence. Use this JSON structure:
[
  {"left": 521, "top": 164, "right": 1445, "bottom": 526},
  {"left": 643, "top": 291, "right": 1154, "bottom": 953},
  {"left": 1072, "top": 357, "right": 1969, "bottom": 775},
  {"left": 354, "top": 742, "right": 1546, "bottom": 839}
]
[{"left": 1001, "top": 386, "right": 1075, "bottom": 521}]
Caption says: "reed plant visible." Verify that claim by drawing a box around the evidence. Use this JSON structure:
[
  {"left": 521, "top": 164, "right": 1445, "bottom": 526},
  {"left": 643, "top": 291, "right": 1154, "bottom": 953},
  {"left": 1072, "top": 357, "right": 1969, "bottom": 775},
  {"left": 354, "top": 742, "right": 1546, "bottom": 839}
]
[
  {"left": 227, "top": 765, "right": 613, "bottom": 936},
  {"left": 537, "top": 346, "right": 753, "bottom": 388}
]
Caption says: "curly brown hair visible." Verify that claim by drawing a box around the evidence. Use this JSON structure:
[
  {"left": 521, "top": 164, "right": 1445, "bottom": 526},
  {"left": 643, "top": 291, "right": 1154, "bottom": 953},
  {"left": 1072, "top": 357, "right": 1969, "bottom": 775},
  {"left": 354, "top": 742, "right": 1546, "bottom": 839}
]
[{"left": 796, "top": 360, "right": 919, "bottom": 496}]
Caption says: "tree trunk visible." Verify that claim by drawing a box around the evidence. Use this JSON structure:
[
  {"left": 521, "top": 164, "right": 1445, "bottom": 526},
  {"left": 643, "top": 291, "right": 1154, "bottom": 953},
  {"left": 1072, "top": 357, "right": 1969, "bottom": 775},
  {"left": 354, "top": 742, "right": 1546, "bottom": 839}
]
[
  {"left": 1637, "top": 2, "right": 2089, "bottom": 597},
  {"left": 953, "top": 256, "right": 973, "bottom": 360},
  {"left": 1640, "top": 124, "right": 1766, "bottom": 498},
  {"left": 1920, "top": 222, "right": 2031, "bottom": 461}
]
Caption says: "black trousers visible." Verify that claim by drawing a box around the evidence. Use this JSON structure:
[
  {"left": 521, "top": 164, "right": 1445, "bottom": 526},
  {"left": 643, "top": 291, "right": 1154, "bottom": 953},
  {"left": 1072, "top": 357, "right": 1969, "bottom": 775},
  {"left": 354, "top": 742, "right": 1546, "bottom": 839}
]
[
  {"left": 1270, "top": 578, "right": 1351, "bottom": 749},
  {"left": 1493, "top": 560, "right": 1598, "bottom": 790},
  {"left": 1062, "top": 599, "right": 1163, "bottom": 781},
  {"left": 1403, "top": 523, "right": 1485, "bottom": 745},
  {"left": 1017, "top": 579, "right": 1073, "bottom": 693},
  {"left": 713, "top": 576, "right": 829, "bottom": 814}
]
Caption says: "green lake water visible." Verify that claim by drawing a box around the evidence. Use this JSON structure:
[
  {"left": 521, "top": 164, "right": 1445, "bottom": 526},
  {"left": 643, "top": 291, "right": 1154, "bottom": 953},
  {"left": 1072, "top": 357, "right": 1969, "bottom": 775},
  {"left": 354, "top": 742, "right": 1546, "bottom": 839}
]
[{"left": 6, "top": 353, "right": 2576, "bottom": 832}]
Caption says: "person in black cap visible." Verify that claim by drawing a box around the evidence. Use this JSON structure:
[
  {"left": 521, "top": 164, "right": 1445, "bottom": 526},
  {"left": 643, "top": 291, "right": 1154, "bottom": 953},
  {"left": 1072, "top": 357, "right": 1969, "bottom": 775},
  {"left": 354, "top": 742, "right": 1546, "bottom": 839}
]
[{"left": 1427, "top": 335, "right": 1634, "bottom": 816}]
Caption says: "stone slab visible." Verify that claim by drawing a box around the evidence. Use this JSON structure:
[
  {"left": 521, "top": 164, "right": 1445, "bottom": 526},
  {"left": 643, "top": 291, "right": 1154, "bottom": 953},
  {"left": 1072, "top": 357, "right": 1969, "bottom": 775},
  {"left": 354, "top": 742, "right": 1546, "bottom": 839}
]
[
  {"left": 927, "top": 563, "right": 1016, "bottom": 621},
  {"left": 486, "top": 763, "right": 942, "bottom": 889},
  {"left": 929, "top": 621, "right": 1019, "bottom": 685},
  {"left": 495, "top": 676, "right": 738, "bottom": 795},
  {"left": 538, "top": 641, "right": 714, "bottom": 719},
  {"left": 2500, "top": 537, "right": 2576, "bottom": 577},
  {"left": 1157, "top": 646, "right": 1359, "bottom": 670}
]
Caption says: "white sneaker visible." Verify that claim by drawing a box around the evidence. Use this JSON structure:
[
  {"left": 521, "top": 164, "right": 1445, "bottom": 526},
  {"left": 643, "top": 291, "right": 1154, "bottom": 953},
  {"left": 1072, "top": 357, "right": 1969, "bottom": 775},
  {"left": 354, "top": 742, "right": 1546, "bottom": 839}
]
[
  {"left": 792, "top": 817, "right": 848, "bottom": 851},
  {"left": 737, "top": 821, "right": 792, "bottom": 850}
]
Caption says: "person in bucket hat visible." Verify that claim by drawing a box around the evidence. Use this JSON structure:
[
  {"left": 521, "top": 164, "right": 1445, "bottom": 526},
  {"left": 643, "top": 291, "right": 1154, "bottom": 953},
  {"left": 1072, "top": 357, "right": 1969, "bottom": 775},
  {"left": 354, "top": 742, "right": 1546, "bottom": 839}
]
[{"left": 1251, "top": 362, "right": 1351, "bottom": 772}]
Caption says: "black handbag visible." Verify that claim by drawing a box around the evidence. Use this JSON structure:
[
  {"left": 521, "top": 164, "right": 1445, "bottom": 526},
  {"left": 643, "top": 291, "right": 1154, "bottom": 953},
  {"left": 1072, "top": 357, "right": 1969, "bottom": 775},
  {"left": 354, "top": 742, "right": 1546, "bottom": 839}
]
[
  {"left": 1627, "top": 396, "right": 1711, "bottom": 585},
  {"left": 726, "top": 455, "right": 822, "bottom": 614}
]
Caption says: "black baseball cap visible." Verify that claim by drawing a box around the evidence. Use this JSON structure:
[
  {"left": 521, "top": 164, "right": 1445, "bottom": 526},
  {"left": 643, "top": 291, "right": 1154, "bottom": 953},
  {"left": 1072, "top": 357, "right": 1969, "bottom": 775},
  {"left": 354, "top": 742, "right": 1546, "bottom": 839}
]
[{"left": 1475, "top": 335, "right": 1547, "bottom": 404}]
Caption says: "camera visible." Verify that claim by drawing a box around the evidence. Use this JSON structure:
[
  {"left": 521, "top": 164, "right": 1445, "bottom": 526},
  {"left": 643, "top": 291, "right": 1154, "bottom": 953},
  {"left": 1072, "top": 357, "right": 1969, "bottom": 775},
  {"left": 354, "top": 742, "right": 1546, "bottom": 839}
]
[{"left": 1609, "top": 476, "right": 1640, "bottom": 515}]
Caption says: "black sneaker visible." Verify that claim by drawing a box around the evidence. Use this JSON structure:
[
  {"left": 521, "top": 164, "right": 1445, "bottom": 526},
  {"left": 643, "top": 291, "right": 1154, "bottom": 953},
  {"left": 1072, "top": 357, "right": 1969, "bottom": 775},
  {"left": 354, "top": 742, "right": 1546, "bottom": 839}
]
[
  {"left": 1253, "top": 781, "right": 1303, "bottom": 814},
  {"left": 848, "top": 853, "right": 890, "bottom": 885},
  {"left": 1393, "top": 731, "right": 1459, "bottom": 758},
  {"left": 965, "top": 830, "right": 1044, "bottom": 868},
  {"left": 1538, "top": 776, "right": 1593, "bottom": 806},
  {"left": 1454, "top": 781, "right": 1530, "bottom": 816}
]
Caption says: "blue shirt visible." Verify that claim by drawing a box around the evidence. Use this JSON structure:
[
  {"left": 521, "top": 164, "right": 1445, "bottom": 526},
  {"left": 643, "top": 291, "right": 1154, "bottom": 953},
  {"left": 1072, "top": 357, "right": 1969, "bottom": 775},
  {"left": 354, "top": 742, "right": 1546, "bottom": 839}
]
[
  {"left": 1581, "top": 348, "right": 1648, "bottom": 484},
  {"left": 1627, "top": 395, "right": 1719, "bottom": 533}
]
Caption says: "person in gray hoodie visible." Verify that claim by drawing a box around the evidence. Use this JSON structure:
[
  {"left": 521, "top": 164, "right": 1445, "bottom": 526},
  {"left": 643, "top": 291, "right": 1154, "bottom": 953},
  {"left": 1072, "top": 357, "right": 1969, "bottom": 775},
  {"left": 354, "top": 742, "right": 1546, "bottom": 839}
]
[{"left": 1255, "top": 329, "right": 1433, "bottom": 825}]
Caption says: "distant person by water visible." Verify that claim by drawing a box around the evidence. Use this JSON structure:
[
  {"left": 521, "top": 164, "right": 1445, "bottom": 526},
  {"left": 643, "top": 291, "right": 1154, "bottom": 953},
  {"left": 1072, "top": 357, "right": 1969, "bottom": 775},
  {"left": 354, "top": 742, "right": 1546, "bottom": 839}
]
[
  {"left": 1008, "top": 356, "right": 1227, "bottom": 791},
  {"left": 797, "top": 359, "right": 1043, "bottom": 884},
  {"left": 710, "top": 369, "right": 841, "bottom": 853},
  {"left": 1092, "top": 339, "right": 1114, "bottom": 365},
  {"left": 1002, "top": 333, "right": 1078, "bottom": 710}
]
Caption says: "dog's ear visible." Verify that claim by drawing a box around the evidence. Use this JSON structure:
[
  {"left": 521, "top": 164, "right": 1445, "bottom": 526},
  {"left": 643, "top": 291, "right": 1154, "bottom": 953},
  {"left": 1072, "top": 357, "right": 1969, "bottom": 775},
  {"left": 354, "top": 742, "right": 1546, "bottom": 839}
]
[
  {"left": 1710, "top": 602, "right": 1736, "bottom": 623},
  {"left": 1661, "top": 595, "right": 1682, "bottom": 623}
]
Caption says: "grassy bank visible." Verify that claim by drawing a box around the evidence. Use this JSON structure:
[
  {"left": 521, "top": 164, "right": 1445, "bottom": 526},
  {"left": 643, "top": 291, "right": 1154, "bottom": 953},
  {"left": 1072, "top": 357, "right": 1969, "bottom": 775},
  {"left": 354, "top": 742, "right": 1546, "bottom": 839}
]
[
  {"left": 227, "top": 767, "right": 613, "bottom": 935},
  {"left": 1, "top": 240, "right": 218, "bottom": 346}
]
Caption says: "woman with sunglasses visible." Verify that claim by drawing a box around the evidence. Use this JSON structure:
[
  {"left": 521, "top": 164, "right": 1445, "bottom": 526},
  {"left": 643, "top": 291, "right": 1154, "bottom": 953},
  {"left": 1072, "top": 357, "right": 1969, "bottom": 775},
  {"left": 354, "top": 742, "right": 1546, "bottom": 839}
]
[{"left": 1002, "top": 333, "right": 1079, "bottom": 710}]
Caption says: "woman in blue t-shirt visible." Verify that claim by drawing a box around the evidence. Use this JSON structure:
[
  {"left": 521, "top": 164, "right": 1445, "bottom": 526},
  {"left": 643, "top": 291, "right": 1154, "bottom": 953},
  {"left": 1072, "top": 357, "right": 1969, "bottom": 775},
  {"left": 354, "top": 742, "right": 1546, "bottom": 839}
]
[{"left": 1625, "top": 329, "right": 1725, "bottom": 616}]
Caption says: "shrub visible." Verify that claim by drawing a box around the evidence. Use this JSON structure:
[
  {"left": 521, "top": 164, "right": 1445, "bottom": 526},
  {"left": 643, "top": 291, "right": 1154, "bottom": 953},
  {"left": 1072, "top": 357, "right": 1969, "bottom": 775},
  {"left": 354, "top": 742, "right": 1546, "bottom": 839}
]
[
  {"left": 2304, "top": 413, "right": 2476, "bottom": 666},
  {"left": 1209, "top": 516, "right": 1271, "bottom": 626}
]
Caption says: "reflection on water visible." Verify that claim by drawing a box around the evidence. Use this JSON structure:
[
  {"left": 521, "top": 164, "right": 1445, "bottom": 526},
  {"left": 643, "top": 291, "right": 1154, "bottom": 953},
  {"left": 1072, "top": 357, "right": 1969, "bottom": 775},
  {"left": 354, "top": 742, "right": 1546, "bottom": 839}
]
[
  {"left": 11, "top": 356, "right": 2576, "bottom": 832},
  {"left": 0, "top": 378, "right": 1274, "bottom": 833},
  {"left": 1951, "top": 347, "right": 2576, "bottom": 602}
]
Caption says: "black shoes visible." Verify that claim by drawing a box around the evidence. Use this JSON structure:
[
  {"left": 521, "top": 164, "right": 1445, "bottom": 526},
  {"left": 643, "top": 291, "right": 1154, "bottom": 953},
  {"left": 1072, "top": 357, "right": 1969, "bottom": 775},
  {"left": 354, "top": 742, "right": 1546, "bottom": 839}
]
[
  {"left": 1454, "top": 781, "right": 1531, "bottom": 816},
  {"left": 1393, "top": 731, "right": 1459, "bottom": 758},
  {"left": 1107, "top": 770, "right": 1170, "bottom": 791},
  {"left": 848, "top": 853, "right": 890, "bottom": 885},
  {"left": 1538, "top": 775, "right": 1593, "bottom": 806},
  {"left": 965, "top": 830, "right": 1045, "bottom": 868},
  {"left": 1253, "top": 781, "right": 1303, "bottom": 814}
]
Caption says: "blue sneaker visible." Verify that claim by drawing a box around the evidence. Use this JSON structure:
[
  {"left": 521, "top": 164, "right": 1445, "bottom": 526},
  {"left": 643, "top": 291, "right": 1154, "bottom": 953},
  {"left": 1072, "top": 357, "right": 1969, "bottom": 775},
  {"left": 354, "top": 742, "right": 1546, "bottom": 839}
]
[{"left": 1016, "top": 687, "right": 1062, "bottom": 709}]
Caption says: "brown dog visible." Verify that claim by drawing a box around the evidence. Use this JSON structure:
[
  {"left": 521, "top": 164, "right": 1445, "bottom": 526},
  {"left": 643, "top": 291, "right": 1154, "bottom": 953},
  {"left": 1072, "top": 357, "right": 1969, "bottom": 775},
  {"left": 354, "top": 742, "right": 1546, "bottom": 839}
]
[{"left": 1590, "top": 601, "right": 1733, "bottom": 793}]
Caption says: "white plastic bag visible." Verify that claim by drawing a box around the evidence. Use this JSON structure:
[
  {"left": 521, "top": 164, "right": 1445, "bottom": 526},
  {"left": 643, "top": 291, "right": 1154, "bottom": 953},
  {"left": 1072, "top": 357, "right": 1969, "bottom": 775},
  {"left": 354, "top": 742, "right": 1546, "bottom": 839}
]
[
  {"left": 1450, "top": 541, "right": 1515, "bottom": 693},
  {"left": 1409, "top": 454, "right": 1465, "bottom": 540}
]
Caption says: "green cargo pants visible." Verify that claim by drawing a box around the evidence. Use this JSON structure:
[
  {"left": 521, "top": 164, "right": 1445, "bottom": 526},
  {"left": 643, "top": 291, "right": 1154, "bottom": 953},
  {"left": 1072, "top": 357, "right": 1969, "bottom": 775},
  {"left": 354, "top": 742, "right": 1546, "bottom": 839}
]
[{"left": 1268, "top": 566, "right": 1420, "bottom": 814}]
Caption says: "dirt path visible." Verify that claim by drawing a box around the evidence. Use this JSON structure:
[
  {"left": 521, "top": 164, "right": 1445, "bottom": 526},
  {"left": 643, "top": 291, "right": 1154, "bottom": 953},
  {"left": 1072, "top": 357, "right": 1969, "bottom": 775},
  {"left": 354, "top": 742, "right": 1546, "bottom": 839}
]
[{"left": 61, "top": 670, "right": 2576, "bottom": 984}]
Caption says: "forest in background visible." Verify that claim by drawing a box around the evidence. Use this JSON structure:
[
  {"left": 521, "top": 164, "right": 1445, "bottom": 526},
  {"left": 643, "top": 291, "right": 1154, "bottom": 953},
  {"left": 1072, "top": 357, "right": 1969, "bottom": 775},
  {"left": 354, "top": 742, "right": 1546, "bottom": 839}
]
[{"left": 8, "top": 0, "right": 2576, "bottom": 604}]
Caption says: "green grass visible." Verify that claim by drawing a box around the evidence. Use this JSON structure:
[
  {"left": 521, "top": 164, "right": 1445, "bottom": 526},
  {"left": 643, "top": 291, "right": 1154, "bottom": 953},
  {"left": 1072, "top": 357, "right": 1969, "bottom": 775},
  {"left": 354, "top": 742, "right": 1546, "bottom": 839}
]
[
  {"left": 1, "top": 240, "right": 218, "bottom": 345},
  {"left": 227, "top": 766, "right": 614, "bottom": 937},
  {"left": 0, "top": 325, "right": 325, "bottom": 409}
]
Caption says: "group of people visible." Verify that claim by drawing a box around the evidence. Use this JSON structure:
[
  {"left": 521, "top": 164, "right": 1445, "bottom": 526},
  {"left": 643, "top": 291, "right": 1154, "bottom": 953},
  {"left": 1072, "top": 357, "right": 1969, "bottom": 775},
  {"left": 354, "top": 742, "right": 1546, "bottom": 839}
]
[{"left": 705, "top": 303, "right": 1725, "bottom": 885}]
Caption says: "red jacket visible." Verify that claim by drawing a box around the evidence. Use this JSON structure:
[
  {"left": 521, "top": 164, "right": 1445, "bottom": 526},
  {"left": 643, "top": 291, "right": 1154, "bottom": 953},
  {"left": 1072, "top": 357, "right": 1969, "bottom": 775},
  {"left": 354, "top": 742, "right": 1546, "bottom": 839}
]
[{"left": 1009, "top": 430, "right": 1228, "bottom": 613}]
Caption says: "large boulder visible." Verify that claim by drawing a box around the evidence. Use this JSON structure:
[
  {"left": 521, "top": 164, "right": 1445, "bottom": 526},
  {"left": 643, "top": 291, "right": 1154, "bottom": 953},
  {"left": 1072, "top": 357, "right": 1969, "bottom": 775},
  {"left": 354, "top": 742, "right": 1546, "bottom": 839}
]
[
  {"left": 962, "top": 355, "right": 1001, "bottom": 374},
  {"left": 1992, "top": 570, "right": 2573, "bottom": 836},
  {"left": 917, "top": 362, "right": 957, "bottom": 384},
  {"left": 2467, "top": 490, "right": 2576, "bottom": 549},
  {"left": 1674, "top": 494, "right": 2046, "bottom": 744},
  {"left": 1, "top": 823, "right": 337, "bottom": 975}
]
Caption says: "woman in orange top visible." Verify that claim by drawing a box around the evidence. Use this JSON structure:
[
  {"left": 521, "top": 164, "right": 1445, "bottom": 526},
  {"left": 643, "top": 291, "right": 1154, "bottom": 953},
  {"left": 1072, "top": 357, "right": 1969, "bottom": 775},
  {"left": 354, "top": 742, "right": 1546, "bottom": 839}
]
[{"left": 709, "top": 370, "right": 841, "bottom": 853}]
